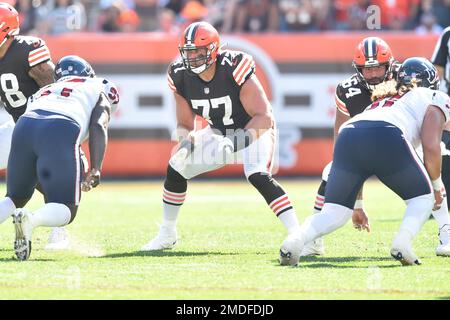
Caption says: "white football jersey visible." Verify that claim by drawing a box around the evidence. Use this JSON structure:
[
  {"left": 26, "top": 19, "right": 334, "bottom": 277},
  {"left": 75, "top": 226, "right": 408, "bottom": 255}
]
[
  {"left": 26, "top": 76, "right": 119, "bottom": 142},
  {"left": 344, "top": 87, "right": 450, "bottom": 148}
]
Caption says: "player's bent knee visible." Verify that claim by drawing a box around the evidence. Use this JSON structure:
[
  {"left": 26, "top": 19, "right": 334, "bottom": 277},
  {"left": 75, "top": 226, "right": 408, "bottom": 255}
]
[
  {"left": 66, "top": 204, "right": 78, "bottom": 224},
  {"left": 164, "top": 164, "right": 187, "bottom": 193},
  {"left": 247, "top": 172, "right": 273, "bottom": 187},
  {"left": 8, "top": 197, "right": 30, "bottom": 209},
  {"left": 247, "top": 172, "right": 287, "bottom": 204},
  {"left": 405, "top": 192, "right": 434, "bottom": 206}
]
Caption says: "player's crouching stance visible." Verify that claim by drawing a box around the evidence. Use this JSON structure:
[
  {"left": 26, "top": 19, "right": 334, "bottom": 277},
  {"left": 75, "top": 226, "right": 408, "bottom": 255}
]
[
  {"left": 141, "top": 22, "right": 301, "bottom": 251},
  {"left": 280, "top": 57, "right": 449, "bottom": 266},
  {"left": 0, "top": 56, "right": 119, "bottom": 260}
]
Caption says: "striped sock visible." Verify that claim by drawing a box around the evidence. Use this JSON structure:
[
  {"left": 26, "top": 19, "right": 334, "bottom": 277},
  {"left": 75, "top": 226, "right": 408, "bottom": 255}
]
[
  {"left": 269, "top": 195, "right": 299, "bottom": 233},
  {"left": 162, "top": 188, "right": 186, "bottom": 228},
  {"left": 314, "top": 194, "right": 325, "bottom": 212}
]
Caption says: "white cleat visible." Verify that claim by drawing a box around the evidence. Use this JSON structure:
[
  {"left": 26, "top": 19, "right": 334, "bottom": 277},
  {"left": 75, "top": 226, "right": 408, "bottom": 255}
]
[
  {"left": 279, "top": 232, "right": 304, "bottom": 266},
  {"left": 301, "top": 237, "right": 325, "bottom": 257},
  {"left": 12, "top": 209, "right": 33, "bottom": 261},
  {"left": 140, "top": 226, "right": 177, "bottom": 251},
  {"left": 390, "top": 234, "right": 421, "bottom": 266},
  {"left": 436, "top": 224, "right": 450, "bottom": 257},
  {"left": 45, "top": 227, "right": 70, "bottom": 250}
]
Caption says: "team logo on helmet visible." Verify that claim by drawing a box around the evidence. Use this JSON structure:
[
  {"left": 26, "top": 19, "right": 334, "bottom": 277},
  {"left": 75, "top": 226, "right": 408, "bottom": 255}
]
[{"left": 396, "top": 57, "right": 439, "bottom": 90}]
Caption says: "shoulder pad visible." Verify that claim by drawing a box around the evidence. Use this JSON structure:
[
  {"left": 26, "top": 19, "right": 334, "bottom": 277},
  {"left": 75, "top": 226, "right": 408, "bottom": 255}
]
[
  {"left": 167, "top": 60, "right": 185, "bottom": 93},
  {"left": 430, "top": 89, "right": 450, "bottom": 122},
  {"left": 21, "top": 36, "right": 51, "bottom": 68},
  {"left": 101, "top": 78, "right": 120, "bottom": 112},
  {"left": 220, "top": 50, "right": 256, "bottom": 86}
]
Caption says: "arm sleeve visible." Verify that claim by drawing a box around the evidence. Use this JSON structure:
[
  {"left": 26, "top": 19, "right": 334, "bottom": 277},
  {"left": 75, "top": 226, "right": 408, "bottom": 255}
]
[
  {"left": 232, "top": 52, "right": 256, "bottom": 87},
  {"left": 28, "top": 38, "right": 51, "bottom": 68},
  {"left": 431, "top": 90, "right": 450, "bottom": 122}
]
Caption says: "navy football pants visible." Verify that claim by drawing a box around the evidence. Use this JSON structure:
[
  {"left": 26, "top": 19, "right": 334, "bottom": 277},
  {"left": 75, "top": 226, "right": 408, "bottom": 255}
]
[
  {"left": 6, "top": 110, "right": 82, "bottom": 206},
  {"left": 325, "top": 121, "right": 432, "bottom": 209}
]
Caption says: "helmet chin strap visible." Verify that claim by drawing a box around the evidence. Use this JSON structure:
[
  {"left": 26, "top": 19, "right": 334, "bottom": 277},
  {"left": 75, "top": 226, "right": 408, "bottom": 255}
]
[{"left": 190, "top": 64, "right": 207, "bottom": 74}]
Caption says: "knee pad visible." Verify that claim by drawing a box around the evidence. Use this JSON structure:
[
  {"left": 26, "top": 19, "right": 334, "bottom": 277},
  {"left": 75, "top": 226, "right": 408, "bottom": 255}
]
[
  {"left": 164, "top": 165, "right": 187, "bottom": 193},
  {"left": 247, "top": 172, "right": 286, "bottom": 204}
]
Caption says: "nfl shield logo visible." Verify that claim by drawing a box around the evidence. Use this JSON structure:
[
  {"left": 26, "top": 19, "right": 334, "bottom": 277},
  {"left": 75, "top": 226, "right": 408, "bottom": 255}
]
[{"left": 204, "top": 87, "right": 209, "bottom": 94}]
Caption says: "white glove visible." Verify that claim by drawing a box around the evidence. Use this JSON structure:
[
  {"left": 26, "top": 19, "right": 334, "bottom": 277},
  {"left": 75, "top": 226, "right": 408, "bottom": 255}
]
[{"left": 216, "top": 136, "right": 234, "bottom": 163}]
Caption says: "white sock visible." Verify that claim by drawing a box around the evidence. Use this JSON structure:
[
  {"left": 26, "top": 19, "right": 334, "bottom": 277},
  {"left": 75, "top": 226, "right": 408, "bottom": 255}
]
[
  {"left": 300, "top": 203, "right": 353, "bottom": 243},
  {"left": 268, "top": 195, "right": 299, "bottom": 232},
  {"left": 278, "top": 208, "right": 300, "bottom": 233},
  {"left": 0, "top": 197, "right": 15, "bottom": 224},
  {"left": 30, "top": 203, "right": 71, "bottom": 228},
  {"left": 162, "top": 203, "right": 181, "bottom": 229},
  {"left": 431, "top": 196, "right": 450, "bottom": 229},
  {"left": 399, "top": 194, "right": 434, "bottom": 238},
  {"left": 162, "top": 188, "right": 186, "bottom": 229}
]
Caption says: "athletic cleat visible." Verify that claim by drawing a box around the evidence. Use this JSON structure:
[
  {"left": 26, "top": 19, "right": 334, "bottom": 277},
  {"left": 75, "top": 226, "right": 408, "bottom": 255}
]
[
  {"left": 140, "top": 226, "right": 178, "bottom": 251},
  {"left": 45, "top": 227, "right": 70, "bottom": 250},
  {"left": 279, "top": 232, "right": 304, "bottom": 266},
  {"left": 390, "top": 241, "right": 421, "bottom": 266},
  {"left": 301, "top": 237, "right": 325, "bottom": 256},
  {"left": 12, "top": 209, "right": 33, "bottom": 261},
  {"left": 436, "top": 224, "right": 450, "bottom": 256}
]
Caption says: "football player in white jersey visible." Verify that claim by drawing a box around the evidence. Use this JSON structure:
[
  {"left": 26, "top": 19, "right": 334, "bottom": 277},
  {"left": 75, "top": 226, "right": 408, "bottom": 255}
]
[
  {"left": 279, "top": 57, "right": 450, "bottom": 266},
  {"left": 0, "top": 55, "right": 119, "bottom": 260}
]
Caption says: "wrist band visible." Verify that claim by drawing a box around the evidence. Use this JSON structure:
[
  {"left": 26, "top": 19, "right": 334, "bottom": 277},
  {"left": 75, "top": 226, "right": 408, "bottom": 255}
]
[
  {"left": 354, "top": 200, "right": 364, "bottom": 209},
  {"left": 432, "top": 177, "right": 444, "bottom": 191}
]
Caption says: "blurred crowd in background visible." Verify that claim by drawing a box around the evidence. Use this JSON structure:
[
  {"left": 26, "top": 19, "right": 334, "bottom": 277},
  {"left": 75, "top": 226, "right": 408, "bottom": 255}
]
[{"left": 9, "top": 0, "right": 450, "bottom": 35}]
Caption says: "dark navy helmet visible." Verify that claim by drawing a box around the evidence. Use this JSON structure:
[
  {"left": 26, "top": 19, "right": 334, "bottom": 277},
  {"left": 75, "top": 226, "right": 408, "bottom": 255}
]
[
  {"left": 54, "top": 55, "right": 95, "bottom": 80},
  {"left": 396, "top": 57, "right": 439, "bottom": 90}
]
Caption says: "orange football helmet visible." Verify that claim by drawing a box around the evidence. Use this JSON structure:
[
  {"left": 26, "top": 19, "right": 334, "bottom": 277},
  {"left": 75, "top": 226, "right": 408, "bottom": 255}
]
[
  {"left": 0, "top": 3, "right": 19, "bottom": 48},
  {"left": 353, "top": 37, "right": 394, "bottom": 89},
  {"left": 179, "top": 21, "right": 220, "bottom": 74}
]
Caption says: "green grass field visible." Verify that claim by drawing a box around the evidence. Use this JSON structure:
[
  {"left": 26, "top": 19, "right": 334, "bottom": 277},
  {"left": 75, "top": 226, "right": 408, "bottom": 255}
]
[{"left": 0, "top": 178, "right": 449, "bottom": 300}]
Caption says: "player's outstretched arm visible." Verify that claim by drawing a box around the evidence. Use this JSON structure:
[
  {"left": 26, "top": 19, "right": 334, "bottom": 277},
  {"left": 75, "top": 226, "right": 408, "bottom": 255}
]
[
  {"left": 83, "top": 93, "right": 112, "bottom": 192},
  {"left": 28, "top": 60, "right": 55, "bottom": 87},
  {"left": 240, "top": 75, "right": 274, "bottom": 140},
  {"left": 422, "top": 105, "right": 446, "bottom": 209},
  {"left": 422, "top": 105, "right": 446, "bottom": 180}
]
